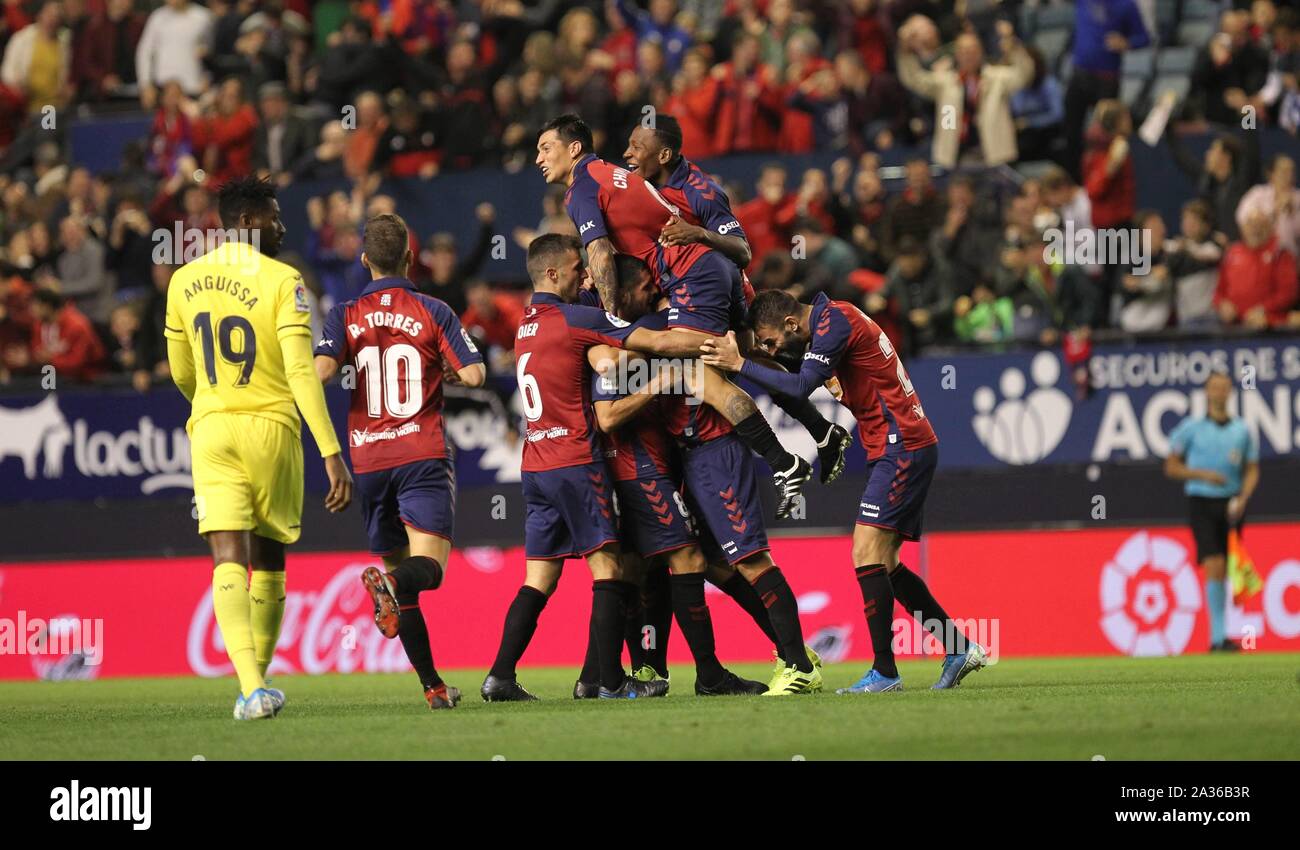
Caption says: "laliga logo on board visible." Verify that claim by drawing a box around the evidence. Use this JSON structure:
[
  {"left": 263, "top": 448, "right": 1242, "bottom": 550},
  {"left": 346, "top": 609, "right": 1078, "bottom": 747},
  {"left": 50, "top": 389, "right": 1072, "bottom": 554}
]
[
  {"left": 971, "top": 352, "right": 1072, "bottom": 464},
  {"left": 1099, "top": 531, "right": 1201, "bottom": 656}
]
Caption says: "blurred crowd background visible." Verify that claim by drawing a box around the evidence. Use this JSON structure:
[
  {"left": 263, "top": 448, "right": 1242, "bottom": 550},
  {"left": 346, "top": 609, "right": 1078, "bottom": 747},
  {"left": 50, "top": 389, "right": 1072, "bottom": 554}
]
[{"left": 0, "top": 0, "right": 1299, "bottom": 392}]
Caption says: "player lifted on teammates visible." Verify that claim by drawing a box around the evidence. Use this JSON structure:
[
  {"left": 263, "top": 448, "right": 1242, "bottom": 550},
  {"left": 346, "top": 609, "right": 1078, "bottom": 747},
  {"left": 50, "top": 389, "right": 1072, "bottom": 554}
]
[
  {"left": 314, "top": 213, "right": 485, "bottom": 710},
  {"left": 536, "top": 113, "right": 814, "bottom": 518},
  {"left": 622, "top": 115, "right": 853, "bottom": 483},
  {"left": 165, "top": 176, "right": 353, "bottom": 720},
  {"left": 703, "top": 290, "right": 989, "bottom": 691},
  {"left": 482, "top": 234, "right": 717, "bottom": 701},
  {"left": 590, "top": 254, "right": 823, "bottom": 695}
]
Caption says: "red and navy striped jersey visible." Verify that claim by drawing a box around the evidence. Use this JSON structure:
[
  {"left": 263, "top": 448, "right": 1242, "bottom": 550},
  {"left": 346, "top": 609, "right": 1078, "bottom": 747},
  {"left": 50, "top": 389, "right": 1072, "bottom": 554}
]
[
  {"left": 565, "top": 154, "right": 710, "bottom": 289},
  {"left": 517, "top": 290, "right": 638, "bottom": 472},
  {"left": 656, "top": 158, "right": 747, "bottom": 247},
  {"left": 316, "top": 277, "right": 482, "bottom": 473},
  {"left": 738, "top": 293, "right": 937, "bottom": 460},
  {"left": 633, "top": 311, "right": 732, "bottom": 447},
  {"left": 589, "top": 366, "right": 677, "bottom": 482}
]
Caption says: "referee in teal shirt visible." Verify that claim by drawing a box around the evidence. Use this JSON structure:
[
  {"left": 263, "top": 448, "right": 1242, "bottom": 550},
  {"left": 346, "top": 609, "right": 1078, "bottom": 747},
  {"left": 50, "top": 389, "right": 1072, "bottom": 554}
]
[{"left": 1164, "top": 372, "right": 1260, "bottom": 652}]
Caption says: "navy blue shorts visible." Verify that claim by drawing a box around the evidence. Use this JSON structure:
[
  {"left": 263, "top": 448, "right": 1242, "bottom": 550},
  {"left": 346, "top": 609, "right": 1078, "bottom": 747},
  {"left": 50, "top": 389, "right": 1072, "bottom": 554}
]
[
  {"left": 616, "top": 475, "right": 695, "bottom": 557},
  {"left": 857, "top": 443, "right": 938, "bottom": 541},
  {"left": 681, "top": 434, "right": 768, "bottom": 565},
  {"left": 663, "top": 251, "right": 746, "bottom": 335},
  {"left": 523, "top": 461, "right": 619, "bottom": 560},
  {"left": 355, "top": 457, "right": 456, "bottom": 555}
]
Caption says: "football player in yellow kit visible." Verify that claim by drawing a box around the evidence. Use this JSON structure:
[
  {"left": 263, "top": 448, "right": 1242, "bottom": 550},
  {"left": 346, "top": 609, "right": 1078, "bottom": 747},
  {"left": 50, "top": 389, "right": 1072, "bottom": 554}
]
[{"left": 165, "top": 176, "right": 352, "bottom": 719}]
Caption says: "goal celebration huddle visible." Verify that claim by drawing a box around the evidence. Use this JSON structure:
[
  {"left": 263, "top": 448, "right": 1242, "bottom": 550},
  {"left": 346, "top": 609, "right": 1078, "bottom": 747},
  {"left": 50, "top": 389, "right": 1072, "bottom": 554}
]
[{"left": 166, "top": 113, "right": 986, "bottom": 719}]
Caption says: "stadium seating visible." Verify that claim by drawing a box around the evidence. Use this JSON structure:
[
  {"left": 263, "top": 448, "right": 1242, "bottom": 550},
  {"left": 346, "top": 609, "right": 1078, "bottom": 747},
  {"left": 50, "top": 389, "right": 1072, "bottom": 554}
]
[
  {"left": 1156, "top": 46, "right": 1198, "bottom": 76},
  {"left": 1034, "top": 4, "right": 1075, "bottom": 33},
  {"left": 1032, "top": 28, "right": 1071, "bottom": 72},
  {"left": 1176, "top": 20, "right": 1214, "bottom": 48},
  {"left": 1150, "top": 74, "right": 1193, "bottom": 103},
  {"left": 1121, "top": 48, "right": 1156, "bottom": 80},
  {"left": 1183, "top": 0, "right": 1221, "bottom": 22}
]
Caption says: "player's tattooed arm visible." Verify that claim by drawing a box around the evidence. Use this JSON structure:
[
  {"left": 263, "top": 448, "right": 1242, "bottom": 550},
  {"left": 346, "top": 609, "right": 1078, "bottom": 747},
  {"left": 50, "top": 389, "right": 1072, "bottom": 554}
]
[{"left": 586, "top": 236, "right": 619, "bottom": 310}]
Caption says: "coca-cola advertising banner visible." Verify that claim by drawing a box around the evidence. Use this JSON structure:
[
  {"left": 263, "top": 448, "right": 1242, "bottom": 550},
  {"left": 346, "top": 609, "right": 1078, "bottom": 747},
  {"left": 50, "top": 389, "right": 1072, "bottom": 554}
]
[{"left": 1, "top": 526, "right": 1297, "bottom": 681}]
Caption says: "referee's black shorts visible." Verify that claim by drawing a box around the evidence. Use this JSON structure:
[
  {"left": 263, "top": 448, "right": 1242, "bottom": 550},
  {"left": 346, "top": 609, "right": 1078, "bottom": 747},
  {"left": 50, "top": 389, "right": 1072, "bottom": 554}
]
[{"left": 1187, "top": 496, "right": 1243, "bottom": 563}]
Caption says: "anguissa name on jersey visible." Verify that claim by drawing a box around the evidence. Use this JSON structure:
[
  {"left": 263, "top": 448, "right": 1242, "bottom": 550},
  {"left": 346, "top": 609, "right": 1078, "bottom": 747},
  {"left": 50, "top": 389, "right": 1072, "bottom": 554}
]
[{"left": 182, "top": 275, "right": 259, "bottom": 310}]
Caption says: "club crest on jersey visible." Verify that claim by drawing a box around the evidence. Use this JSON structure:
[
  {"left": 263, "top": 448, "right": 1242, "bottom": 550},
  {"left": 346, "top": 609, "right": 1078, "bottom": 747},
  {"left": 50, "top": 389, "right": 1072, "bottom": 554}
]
[
  {"left": 380, "top": 293, "right": 392, "bottom": 307},
  {"left": 293, "top": 279, "right": 310, "bottom": 313}
]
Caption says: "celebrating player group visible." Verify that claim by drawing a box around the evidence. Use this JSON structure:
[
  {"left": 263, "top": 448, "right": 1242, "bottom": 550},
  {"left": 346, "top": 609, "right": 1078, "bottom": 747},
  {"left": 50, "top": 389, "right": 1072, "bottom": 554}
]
[{"left": 166, "top": 112, "right": 987, "bottom": 719}]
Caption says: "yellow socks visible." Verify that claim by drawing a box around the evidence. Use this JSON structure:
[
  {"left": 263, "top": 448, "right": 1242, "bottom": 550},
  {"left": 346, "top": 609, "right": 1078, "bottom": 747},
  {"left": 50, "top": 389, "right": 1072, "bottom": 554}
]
[
  {"left": 212, "top": 562, "right": 264, "bottom": 697},
  {"left": 249, "top": 570, "right": 287, "bottom": 678}
]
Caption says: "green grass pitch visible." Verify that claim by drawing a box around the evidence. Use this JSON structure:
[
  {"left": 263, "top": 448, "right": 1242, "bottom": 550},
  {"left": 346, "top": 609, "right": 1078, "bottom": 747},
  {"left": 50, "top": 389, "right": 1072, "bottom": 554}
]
[{"left": 3, "top": 654, "right": 1298, "bottom": 760}]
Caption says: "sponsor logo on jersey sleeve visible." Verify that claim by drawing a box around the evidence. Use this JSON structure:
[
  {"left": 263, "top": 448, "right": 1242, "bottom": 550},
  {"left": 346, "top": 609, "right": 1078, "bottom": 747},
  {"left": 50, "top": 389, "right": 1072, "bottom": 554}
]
[{"left": 461, "top": 327, "right": 479, "bottom": 353}]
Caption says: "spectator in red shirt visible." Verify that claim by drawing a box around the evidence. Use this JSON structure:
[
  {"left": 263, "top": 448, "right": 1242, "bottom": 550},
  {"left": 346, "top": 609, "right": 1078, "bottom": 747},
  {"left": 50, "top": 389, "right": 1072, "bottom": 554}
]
[
  {"left": 150, "top": 164, "right": 221, "bottom": 234},
  {"left": 663, "top": 47, "right": 722, "bottom": 160},
  {"left": 736, "top": 162, "right": 796, "bottom": 268},
  {"left": 1215, "top": 210, "right": 1299, "bottom": 328},
  {"left": 192, "top": 77, "right": 259, "bottom": 186},
  {"left": 0, "top": 273, "right": 35, "bottom": 383},
  {"left": 461, "top": 279, "right": 524, "bottom": 371},
  {"left": 712, "top": 33, "right": 783, "bottom": 154},
  {"left": 776, "top": 166, "right": 837, "bottom": 235},
  {"left": 595, "top": 0, "right": 638, "bottom": 80},
  {"left": 882, "top": 156, "right": 944, "bottom": 262},
  {"left": 29, "top": 286, "right": 104, "bottom": 383},
  {"left": 74, "top": 0, "right": 145, "bottom": 102},
  {"left": 839, "top": 0, "right": 889, "bottom": 75},
  {"left": 344, "top": 89, "right": 387, "bottom": 181},
  {"left": 777, "top": 29, "right": 829, "bottom": 155},
  {"left": 373, "top": 95, "right": 440, "bottom": 179},
  {"left": 1082, "top": 99, "right": 1136, "bottom": 230},
  {"left": 147, "top": 80, "right": 195, "bottom": 178}
]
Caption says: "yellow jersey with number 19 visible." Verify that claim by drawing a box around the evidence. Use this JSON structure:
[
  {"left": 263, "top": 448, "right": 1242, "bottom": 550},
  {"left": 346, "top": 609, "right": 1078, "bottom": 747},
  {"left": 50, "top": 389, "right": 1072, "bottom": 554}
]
[{"left": 164, "top": 241, "right": 315, "bottom": 433}]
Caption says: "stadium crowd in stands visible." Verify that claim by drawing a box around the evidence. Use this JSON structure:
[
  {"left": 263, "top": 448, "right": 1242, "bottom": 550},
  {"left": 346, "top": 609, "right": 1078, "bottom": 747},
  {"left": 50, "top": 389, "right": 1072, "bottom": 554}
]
[{"left": 1, "top": 0, "right": 1299, "bottom": 389}]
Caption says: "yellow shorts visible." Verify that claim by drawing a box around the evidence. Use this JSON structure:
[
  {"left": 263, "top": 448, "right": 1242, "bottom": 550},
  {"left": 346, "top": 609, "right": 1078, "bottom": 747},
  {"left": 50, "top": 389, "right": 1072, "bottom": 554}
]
[{"left": 190, "top": 413, "right": 304, "bottom": 544}]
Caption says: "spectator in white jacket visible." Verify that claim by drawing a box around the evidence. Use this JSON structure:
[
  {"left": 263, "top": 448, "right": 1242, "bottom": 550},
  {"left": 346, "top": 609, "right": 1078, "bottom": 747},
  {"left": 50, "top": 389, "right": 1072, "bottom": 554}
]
[
  {"left": 135, "top": 0, "right": 213, "bottom": 108},
  {"left": 896, "top": 17, "right": 1034, "bottom": 168},
  {"left": 0, "top": 1, "right": 71, "bottom": 115},
  {"left": 1235, "top": 154, "right": 1300, "bottom": 254}
]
